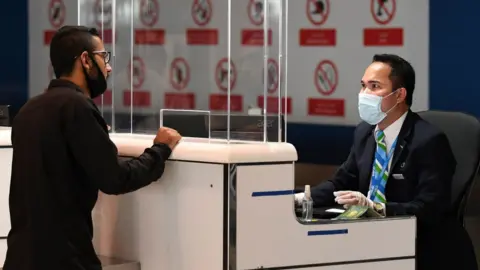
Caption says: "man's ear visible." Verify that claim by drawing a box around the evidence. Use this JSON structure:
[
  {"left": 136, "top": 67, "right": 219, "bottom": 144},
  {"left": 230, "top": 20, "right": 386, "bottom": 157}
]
[
  {"left": 397, "top": 87, "right": 407, "bottom": 103},
  {"left": 80, "top": 51, "right": 91, "bottom": 69}
]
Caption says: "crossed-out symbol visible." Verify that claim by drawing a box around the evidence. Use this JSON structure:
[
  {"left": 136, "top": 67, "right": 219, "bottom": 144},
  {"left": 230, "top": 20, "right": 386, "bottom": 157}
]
[
  {"left": 170, "top": 58, "right": 190, "bottom": 90},
  {"left": 264, "top": 60, "right": 278, "bottom": 93},
  {"left": 307, "top": 0, "right": 329, "bottom": 26},
  {"left": 127, "top": 57, "right": 145, "bottom": 89},
  {"left": 371, "top": 0, "right": 396, "bottom": 25},
  {"left": 216, "top": 59, "right": 236, "bottom": 91},
  {"left": 95, "top": 0, "right": 112, "bottom": 27},
  {"left": 49, "top": 0, "right": 65, "bottom": 28},
  {"left": 314, "top": 60, "right": 338, "bottom": 96},
  {"left": 192, "top": 0, "right": 212, "bottom": 26},
  {"left": 249, "top": 0, "right": 264, "bottom": 25},
  {"left": 140, "top": 0, "right": 158, "bottom": 26}
]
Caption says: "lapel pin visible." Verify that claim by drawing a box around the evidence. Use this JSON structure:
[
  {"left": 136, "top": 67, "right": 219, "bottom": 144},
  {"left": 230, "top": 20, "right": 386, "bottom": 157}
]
[{"left": 401, "top": 162, "right": 405, "bottom": 168}]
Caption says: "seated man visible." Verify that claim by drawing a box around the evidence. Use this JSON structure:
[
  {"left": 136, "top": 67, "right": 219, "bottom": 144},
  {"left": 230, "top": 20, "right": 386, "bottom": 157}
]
[{"left": 295, "top": 54, "right": 477, "bottom": 270}]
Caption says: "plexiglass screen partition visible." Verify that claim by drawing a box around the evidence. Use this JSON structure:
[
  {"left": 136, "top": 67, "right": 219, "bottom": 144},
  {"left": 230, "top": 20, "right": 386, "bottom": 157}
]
[{"left": 78, "top": 0, "right": 288, "bottom": 142}]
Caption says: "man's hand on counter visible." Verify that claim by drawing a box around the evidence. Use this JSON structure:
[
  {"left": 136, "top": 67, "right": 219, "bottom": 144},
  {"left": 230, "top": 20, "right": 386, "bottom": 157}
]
[
  {"left": 334, "top": 191, "right": 386, "bottom": 216},
  {"left": 154, "top": 127, "right": 182, "bottom": 150},
  {"left": 334, "top": 191, "right": 374, "bottom": 209}
]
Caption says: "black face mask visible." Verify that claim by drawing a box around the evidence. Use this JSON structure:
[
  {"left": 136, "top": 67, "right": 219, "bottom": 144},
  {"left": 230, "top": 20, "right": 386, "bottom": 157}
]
[{"left": 82, "top": 54, "right": 107, "bottom": 99}]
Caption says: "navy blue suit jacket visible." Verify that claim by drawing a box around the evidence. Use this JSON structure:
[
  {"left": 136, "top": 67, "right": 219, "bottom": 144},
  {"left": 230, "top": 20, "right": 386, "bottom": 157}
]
[
  {"left": 311, "top": 110, "right": 477, "bottom": 270},
  {"left": 311, "top": 110, "right": 454, "bottom": 224}
]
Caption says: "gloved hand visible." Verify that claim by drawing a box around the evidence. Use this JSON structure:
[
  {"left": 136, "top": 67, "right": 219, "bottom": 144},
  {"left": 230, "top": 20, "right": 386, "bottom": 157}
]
[
  {"left": 294, "top": 193, "right": 305, "bottom": 205},
  {"left": 333, "top": 191, "right": 374, "bottom": 209}
]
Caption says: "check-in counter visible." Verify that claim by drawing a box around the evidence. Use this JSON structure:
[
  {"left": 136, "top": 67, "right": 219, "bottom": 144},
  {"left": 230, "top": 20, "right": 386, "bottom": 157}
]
[
  {"left": 91, "top": 133, "right": 416, "bottom": 270},
  {"left": 0, "top": 127, "right": 12, "bottom": 267},
  {"left": 0, "top": 128, "right": 416, "bottom": 269}
]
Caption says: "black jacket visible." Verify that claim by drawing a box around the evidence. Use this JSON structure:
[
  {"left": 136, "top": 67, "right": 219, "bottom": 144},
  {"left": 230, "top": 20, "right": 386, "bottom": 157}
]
[
  {"left": 3, "top": 79, "right": 172, "bottom": 270},
  {"left": 311, "top": 110, "right": 477, "bottom": 270}
]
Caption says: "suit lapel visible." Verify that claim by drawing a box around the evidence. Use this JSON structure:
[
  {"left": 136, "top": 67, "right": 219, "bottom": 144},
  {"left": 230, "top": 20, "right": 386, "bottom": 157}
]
[
  {"left": 359, "top": 110, "right": 417, "bottom": 192},
  {"left": 359, "top": 128, "right": 376, "bottom": 193},
  {"left": 390, "top": 110, "right": 416, "bottom": 172}
]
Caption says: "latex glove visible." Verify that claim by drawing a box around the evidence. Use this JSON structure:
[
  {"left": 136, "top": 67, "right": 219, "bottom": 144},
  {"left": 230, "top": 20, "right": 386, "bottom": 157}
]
[
  {"left": 334, "top": 191, "right": 374, "bottom": 209},
  {"left": 294, "top": 193, "right": 305, "bottom": 205}
]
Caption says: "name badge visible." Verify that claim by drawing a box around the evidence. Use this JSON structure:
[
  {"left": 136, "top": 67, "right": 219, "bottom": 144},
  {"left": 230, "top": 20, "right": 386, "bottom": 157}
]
[{"left": 393, "top": 174, "right": 405, "bottom": 180}]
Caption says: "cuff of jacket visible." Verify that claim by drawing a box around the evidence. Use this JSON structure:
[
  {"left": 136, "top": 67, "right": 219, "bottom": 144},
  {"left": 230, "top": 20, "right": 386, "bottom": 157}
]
[{"left": 151, "top": 143, "right": 173, "bottom": 161}]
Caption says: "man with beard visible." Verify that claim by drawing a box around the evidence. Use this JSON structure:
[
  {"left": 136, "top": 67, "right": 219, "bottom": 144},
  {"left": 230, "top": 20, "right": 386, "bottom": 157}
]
[{"left": 3, "top": 26, "right": 182, "bottom": 270}]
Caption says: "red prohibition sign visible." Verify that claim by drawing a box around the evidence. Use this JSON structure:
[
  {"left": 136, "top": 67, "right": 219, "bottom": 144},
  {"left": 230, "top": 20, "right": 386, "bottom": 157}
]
[
  {"left": 370, "top": 0, "right": 396, "bottom": 25},
  {"left": 215, "top": 58, "right": 237, "bottom": 92},
  {"left": 314, "top": 60, "right": 338, "bottom": 96},
  {"left": 170, "top": 58, "right": 190, "bottom": 91},
  {"left": 140, "top": 0, "right": 159, "bottom": 27},
  {"left": 128, "top": 56, "right": 146, "bottom": 89},
  {"left": 265, "top": 58, "right": 279, "bottom": 94},
  {"left": 247, "top": 0, "right": 263, "bottom": 26},
  {"left": 192, "top": 0, "right": 213, "bottom": 26},
  {"left": 94, "top": 0, "right": 112, "bottom": 28},
  {"left": 48, "top": 0, "right": 66, "bottom": 29},
  {"left": 306, "top": 0, "right": 330, "bottom": 26}
]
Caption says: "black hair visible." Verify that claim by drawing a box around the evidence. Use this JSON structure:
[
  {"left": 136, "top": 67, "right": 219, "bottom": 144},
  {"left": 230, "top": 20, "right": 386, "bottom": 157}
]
[
  {"left": 49, "top": 26, "right": 100, "bottom": 78},
  {"left": 372, "top": 54, "right": 416, "bottom": 106}
]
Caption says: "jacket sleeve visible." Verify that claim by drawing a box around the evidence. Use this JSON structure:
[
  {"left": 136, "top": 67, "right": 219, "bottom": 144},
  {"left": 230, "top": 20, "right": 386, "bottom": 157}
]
[
  {"left": 310, "top": 146, "right": 360, "bottom": 206},
  {"left": 385, "top": 133, "right": 455, "bottom": 225},
  {"left": 64, "top": 98, "right": 172, "bottom": 195}
]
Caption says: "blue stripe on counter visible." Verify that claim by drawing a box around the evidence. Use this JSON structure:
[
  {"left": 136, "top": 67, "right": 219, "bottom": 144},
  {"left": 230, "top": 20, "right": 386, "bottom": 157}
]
[
  {"left": 308, "top": 229, "right": 348, "bottom": 236},
  {"left": 251, "top": 190, "right": 294, "bottom": 197}
]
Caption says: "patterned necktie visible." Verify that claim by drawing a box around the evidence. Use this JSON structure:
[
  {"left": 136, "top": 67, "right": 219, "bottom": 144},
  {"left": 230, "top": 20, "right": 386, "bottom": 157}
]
[{"left": 370, "top": 130, "right": 389, "bottom": 203}]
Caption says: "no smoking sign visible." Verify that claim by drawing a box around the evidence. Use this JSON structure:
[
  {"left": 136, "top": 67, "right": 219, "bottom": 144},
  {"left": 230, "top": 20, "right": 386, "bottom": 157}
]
[{"left": 314, "top": 60, "right": 338, "bottom": 96}]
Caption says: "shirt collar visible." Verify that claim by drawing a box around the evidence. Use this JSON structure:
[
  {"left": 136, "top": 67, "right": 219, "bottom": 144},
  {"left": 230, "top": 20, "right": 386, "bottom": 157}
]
[
  {"left": 47, "top": 79, "right": 84, "bottom": 94},
  {"left": 375, "top": 111, "right": 408, "bottom": 141}
]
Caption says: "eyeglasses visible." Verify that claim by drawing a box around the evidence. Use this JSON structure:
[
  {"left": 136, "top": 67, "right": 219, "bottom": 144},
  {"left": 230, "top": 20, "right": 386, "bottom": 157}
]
[{"left": 92, "top": 50, "right": 111, "bottom": 64}]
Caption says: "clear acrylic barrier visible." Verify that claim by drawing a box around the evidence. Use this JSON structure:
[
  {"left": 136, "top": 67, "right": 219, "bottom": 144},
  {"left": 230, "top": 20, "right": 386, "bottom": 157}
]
[{"left": 78, "top": 0, "right": 288, "bottom": 143}]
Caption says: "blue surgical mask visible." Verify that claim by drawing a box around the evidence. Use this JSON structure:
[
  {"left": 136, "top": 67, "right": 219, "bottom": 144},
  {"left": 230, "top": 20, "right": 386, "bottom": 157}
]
[{"left": 358, "top": 91, "right": 398, "bottom": 125}]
